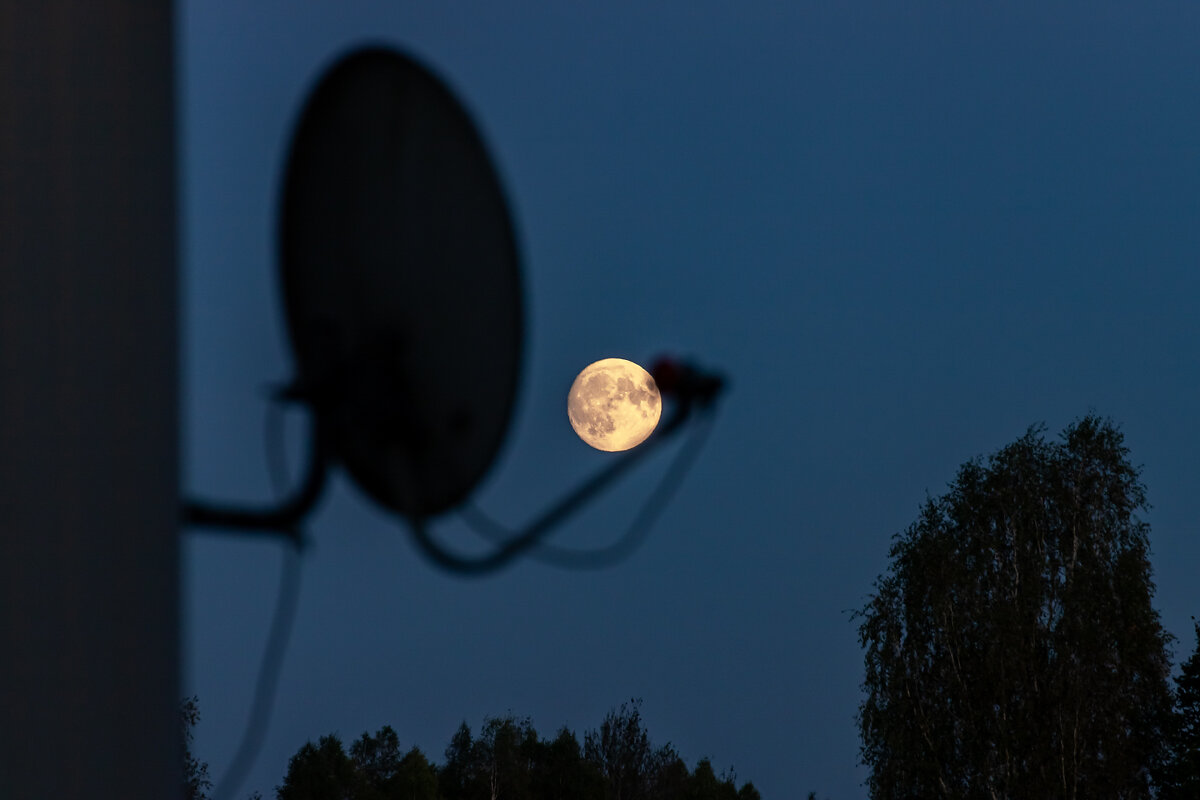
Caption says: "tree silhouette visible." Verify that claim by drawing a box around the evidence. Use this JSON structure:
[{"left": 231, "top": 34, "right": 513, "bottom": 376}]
[
  {"left": 1159, "top": 619, "right": 1200, "bottom": 798},
  {"left": 270, "top": 701, "right": 758, "bottom": 800},
  {"left": 276, "top": 735, "right": 357, "bottom": 800},
  {"left": 438, "top": 714, "right": 536, "bottom": 800},
  {"left": 391, "top": 747, "right": 439, "bottom": 800},
  {"left": 533, "top": 726, "right": 604, "bottom": 800},
  {"left": 350, "top": 726, "right": 438, "bottom": 800},
  {"left": 857, "top": 416, "right": 1173, "bottom": 798},
  {"left": 478, "top": 714, "right": 537, "bottom": 800},
  {"left": 441, "top": 722, "right": 481, "bottom": 800},
  {"left": 682, "top": 758, "right": 756, "bottom": 800},
  {"left": 350, "top": 726, "right": 402, "bottom": 791},
  {"left": 584, "top": 699, "right": 679, "bottom": 800},
  {"left": 182, "top": 696, "right": 212, "bottom": 800}
]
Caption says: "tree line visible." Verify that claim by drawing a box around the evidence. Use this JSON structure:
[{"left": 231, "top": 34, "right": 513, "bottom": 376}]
[{"left": 186, "top": 699, "right": 762, "bottom": 800}]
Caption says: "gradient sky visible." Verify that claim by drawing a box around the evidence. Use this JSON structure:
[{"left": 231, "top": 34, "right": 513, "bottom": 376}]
[{"left": 182, "top": 4, "right": 1200, "bottom": 798}]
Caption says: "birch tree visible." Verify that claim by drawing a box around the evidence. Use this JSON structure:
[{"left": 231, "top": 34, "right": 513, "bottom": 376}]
[{"left": 857, "top": 416, "right": 1173, "bottom": 799}]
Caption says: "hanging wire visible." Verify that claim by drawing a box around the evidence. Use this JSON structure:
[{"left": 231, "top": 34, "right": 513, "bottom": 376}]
[
  {"left": 210, "top": 400, "right": 306, "bottom": 800},
  {"left": 211, "top": 544, "right": 302, "bottom": 800},
  {"left": 460, "top": 406, "right": 718, "bottom": 569}
]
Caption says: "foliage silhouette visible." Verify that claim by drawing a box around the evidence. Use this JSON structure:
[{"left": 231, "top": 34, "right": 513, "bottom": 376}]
[
  {"left": 183, "top": 696, "right": 213, "bottom": 800},
  {"left": 857, "top": 416, "right": 1173, "bottom": 798},
  {"left": 584, "top": 699, "right": 679, "bottom": 800},
  {"left": 272, "top": 700, "right": 758, "bottom": 800},
  {"left": 351, "top": 726, "right": 439, "bottom": 800},
  {"left": 276, "top": 735, "right": 357, "bottom": 800},
  {"left": 1158, "top": 619, "right": 1200, "bottom": 798}
]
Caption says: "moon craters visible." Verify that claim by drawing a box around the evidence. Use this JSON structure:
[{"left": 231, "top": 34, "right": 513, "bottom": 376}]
[{"left": 567, "top": 358, "right": 662, "bottom": 452}]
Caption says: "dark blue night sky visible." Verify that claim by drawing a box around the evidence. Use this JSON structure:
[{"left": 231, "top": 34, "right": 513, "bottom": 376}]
[{"left": 183, "top": 4, "right": 1200, "bottom": 798}]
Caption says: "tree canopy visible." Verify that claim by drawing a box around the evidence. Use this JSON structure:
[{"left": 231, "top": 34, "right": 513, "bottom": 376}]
[
  {"left": 273, "top": 700, "right": 758, "bottom": 800},
  {"left": 1158, "top": 619, "right": 1200, "bottom": 798},
  {"left": 182, "top": 696, "right": 213, "bottom": 800},
  {"left": 857, "top": 416, "right": 1174, "bottom": 798}
]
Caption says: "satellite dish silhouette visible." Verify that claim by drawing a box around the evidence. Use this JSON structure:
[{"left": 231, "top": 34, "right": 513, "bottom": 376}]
[
  {"left": 279, "top": 47, "right": 522, "bottom": 519},
  {"left": 184, "top": 43, "right": 725, "bottom": 558}
]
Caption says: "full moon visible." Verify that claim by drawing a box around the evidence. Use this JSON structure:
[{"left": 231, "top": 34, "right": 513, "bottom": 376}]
[{"left": 567, "top": 358, "right": 662, "bottom": 451}]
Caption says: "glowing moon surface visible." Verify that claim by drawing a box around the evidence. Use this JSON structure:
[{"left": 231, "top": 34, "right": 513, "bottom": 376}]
[{"left": 567, "top": 358, "right": 662, "bottom": 451}]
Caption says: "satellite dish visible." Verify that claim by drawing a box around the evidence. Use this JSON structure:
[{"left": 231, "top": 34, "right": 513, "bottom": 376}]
[
  {"left": 187, "top": 45, "right": 723, "bottom": 567},
  {"left": 279, "top": 46, "right": 523, "bottom": 519}
]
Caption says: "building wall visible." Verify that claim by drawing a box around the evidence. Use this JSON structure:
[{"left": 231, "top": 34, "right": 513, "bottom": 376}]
[{"left": 0, "top": 4, "right": 179, "bottom": 797}]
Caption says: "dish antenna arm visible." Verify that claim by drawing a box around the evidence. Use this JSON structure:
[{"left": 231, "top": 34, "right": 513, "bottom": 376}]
[
  {"left": 406, "top": 359, "right": 725, "bottom": 575},
  {"left": 182, "top": 410, "right": 329, "bottom": 546}
]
